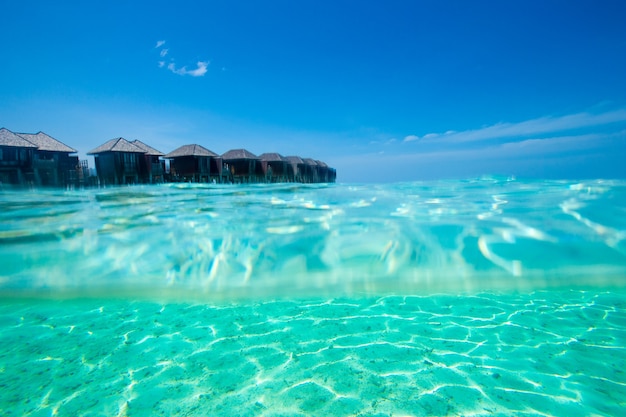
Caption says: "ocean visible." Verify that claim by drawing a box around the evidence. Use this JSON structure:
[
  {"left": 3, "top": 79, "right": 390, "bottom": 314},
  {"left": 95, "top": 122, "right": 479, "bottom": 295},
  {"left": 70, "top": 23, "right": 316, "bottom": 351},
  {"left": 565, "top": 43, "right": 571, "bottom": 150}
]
[{"left": 1, "top": 179, "right": 625, "bottom": 416}]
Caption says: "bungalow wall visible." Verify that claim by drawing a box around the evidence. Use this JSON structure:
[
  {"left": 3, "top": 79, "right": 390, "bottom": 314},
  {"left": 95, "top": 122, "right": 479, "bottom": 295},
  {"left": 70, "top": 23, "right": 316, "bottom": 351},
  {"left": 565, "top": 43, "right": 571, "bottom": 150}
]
[
  {"left": 94, "top": 152, "right": 141, "bottom": 185},
  {"left": 300, "top": 160, "right": 320, "bottom": 183},
  {"left": 227, "top": 159, "right": 261, "bottom": 183},
  {"left": 296, "top": 163, "right": 308, "bottom": 182},
  {"left": 0, "top": 146, "right": 34, "bottom": 185},
  {"left": 209, "top": 158, "right": 229, "bottom": 183},
  {"left": 59, "top": 154, "right": 80, "bottom": 186},
  {"left": 261, "top": 161, "right": 288, "bottom": 182},
  {"left": 286, "top": 163, "right": 303, "bottom": 183},
  {"left": 32, "top": 151, "right": 80, "bottom": 187},
  {"left": 316, "top": 167, "right": 328, "bottom": 183},
  {"left": 307, "top": 166, "right": 319, "bottom": 183},
  {"left": 170, "top": 155, "right": 215, "bottom": 182},
  {"left": 138, "top": 154, "right": 164, "bottom": 183}
]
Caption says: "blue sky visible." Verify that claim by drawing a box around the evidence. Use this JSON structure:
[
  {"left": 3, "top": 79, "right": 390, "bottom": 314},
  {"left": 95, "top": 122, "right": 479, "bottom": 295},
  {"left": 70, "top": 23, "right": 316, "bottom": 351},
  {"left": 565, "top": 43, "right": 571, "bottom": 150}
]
[{"left": 1, "top": 0, "right": 625, "bottom": 182}]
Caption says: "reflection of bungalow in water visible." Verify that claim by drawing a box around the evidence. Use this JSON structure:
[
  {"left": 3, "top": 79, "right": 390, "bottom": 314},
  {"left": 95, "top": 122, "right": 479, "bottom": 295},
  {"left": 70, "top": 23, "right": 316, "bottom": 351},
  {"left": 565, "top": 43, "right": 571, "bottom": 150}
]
[
  {"left": 0, "top": 128, "right": 80, "bottom": 187},
  {"left": 88, "top": 138, "right": 147, "bottom": 185},
  {"left": 165, "top": 144, "right": 226, "bottom": 183},
  {"left": 259, "top": 153, "right": 288, "bottom": 183},
  {"left": 221, "top": 149, "right": 262, "bottom": 183},
  {"left": 131, "top": 140, "right": 165, "bottom": 183}
]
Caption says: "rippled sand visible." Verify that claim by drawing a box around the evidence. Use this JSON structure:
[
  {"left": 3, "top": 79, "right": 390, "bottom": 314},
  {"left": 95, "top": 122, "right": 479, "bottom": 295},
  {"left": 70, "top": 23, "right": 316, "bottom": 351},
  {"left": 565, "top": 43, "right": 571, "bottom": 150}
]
[{"left": 1, "top": 290, "right": 624, "bottom": 416}]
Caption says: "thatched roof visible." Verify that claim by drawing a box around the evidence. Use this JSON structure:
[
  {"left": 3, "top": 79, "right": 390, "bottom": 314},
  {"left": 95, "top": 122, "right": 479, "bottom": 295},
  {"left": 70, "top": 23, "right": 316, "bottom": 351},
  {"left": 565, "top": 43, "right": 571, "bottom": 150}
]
[
  {"left": 18, "top": 131, "right": 77, "bottom": 153},
  {"left": 164, "top": 144, "right": 218, "bottom": 158},
  {"left": 222, "top": 149, "right": 258, "bottom": 160},
  {"left": 302, "top": 158, "right": 318, "bottom": 166},
  {"left": 0, "top": 128, "right": 38, "bottom": 148},
  {"left": 315, "top": 160, "right": 328, "bottom": 168},
  {"left": 131, "top": 140, "right": 164, "bottom": 156},
  {"left": 87, "top": 138, "right": 145, "bottom": 155},
  {"left": 258, "top": 152, "right": 285, "bottom": 162},
  {"left": 284, "top": 156, "right": 304, "bottom": 165}
]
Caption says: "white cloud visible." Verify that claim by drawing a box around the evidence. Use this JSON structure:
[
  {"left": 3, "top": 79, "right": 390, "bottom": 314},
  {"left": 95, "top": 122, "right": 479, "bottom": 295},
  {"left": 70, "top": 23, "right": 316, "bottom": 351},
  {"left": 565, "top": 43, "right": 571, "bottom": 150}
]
[
  {"left": 413, "top": 109, "right": 626, "bottom": 144},
  {"left": 403, "top": 134, "right": 419, "bottom": 142},
  {"left": 155, "top": 40, "right": 209, "bottom": 78},
  {"left": 188, "top": 61, "right": 209, "bottom": 77},
  {"left": 167, "top": 61, "right": 209, "bottom": 77}
]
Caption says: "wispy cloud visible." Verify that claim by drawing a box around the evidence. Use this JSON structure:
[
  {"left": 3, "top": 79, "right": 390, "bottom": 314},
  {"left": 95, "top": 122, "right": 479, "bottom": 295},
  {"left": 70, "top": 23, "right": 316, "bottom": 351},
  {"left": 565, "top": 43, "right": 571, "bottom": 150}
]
[
  {"left": 369, "top": 137, "right": 398, "bottom": 145},
  {"left": 155, "top": 40, "right": 209, "bottom": 77},
  {"left": 167, "top": 61, "right": 209, "bottom": 77},
  {"left": 340, "top": 129, "right": 626, "bottom": 181},
  {"left": 403, "top": 109, "right": 626, "bottom": 143},
  {"left": 356, "top": 108, "right": 626, "bottom": 180}
]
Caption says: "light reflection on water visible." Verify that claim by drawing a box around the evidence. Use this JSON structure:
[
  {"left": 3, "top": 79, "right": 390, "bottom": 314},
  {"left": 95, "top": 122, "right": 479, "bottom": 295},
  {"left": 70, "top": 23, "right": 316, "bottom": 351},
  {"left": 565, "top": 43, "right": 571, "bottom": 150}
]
[{"left": 1, "top": 179, "right": 625, "bottom": 299}]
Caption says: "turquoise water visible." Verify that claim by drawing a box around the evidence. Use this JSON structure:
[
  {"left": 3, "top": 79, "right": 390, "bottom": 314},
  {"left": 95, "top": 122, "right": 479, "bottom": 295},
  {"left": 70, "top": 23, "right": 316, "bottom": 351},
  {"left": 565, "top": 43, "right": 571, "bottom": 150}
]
[{"left": 1, "top": 179, "right": 625, "bottom": 415}]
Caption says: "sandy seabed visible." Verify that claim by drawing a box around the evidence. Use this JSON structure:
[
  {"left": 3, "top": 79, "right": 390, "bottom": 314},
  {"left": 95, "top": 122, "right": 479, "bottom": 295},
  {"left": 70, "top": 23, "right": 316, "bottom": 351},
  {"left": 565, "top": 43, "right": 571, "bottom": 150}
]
[{"left": 1, "top": 290, "right": 625, "bottom": 416}]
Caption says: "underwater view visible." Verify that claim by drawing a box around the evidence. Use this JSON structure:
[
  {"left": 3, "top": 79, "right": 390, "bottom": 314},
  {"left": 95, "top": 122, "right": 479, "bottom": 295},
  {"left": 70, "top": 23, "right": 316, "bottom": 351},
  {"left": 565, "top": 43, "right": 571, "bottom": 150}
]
[{"left": 1, "top": 179, "right": 625, "bottom": 416}]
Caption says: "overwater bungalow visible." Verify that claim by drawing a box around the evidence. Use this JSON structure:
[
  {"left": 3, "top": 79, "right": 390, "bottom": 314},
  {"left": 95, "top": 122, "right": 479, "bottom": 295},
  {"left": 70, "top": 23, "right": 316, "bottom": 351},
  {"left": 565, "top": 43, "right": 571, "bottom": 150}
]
[
  {"left": 164, "top": 144, "right": 226, "bottom": 183},
  {"left": 88, "top": 138, "right": 146, "bottom": 185},
  {"left": 284, "top": 156, "right": 306, "bottom": 183},
  {"left": 0, "top": 128, "right": 81, "bottom": 187},
  {"left": 314, "top": 160, "right": 336, "bottom": 183},
  {"left": 315, "top": 160, "right": 330, "bottom": 183},
  {"left": 18, "top": 131, "right": 79, "bottom": 187},
  {"left": 3, "top": 126, "right": 337, "bottom": 186},
  {"left": 131, "top": 140, "right": 165, "bottom": 184},
  {"left": 258, "top": 153, "right": 288, "bottom": 183},
  {"left": 221, "top": 149, "right": 262, "bottom": 183},
  {"left": 302, "top": 158, "right": 321, "bottom": 183}
]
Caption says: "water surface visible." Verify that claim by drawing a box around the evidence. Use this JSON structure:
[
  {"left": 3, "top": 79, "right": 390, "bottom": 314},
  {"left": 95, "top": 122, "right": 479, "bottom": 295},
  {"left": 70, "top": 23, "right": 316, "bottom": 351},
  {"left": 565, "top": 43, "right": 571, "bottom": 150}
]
[{"left": 1, "top": 179, "right": 625, "bottom": 415}]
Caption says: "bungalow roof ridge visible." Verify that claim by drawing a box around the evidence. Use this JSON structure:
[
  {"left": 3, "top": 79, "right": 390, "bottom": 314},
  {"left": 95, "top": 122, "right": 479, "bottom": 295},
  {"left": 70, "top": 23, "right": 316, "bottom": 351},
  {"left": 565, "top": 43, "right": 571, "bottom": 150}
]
[
  {"left": 164, "top": 144, "right": 219, "bottom": 158},
  {"left": 259, "top": 152, "right": 285, "bottom": 162},
  {"left": 284, "top": 155, "right": 304, "bottom": 164},
  {"left": 87, "top": 137, "right": 145, "bottom": 155},
  {"left": 222, "top": 148, "right": 259, "bottom": 160},
  {"left": 17, "top": 131, "right": 77, "bottom": 153},
  {"left": 0, "top": 127, "right": 38, "bottom": 148},
  {"left": 131, "top": 139, "right": 165, "bottom": 156}
]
